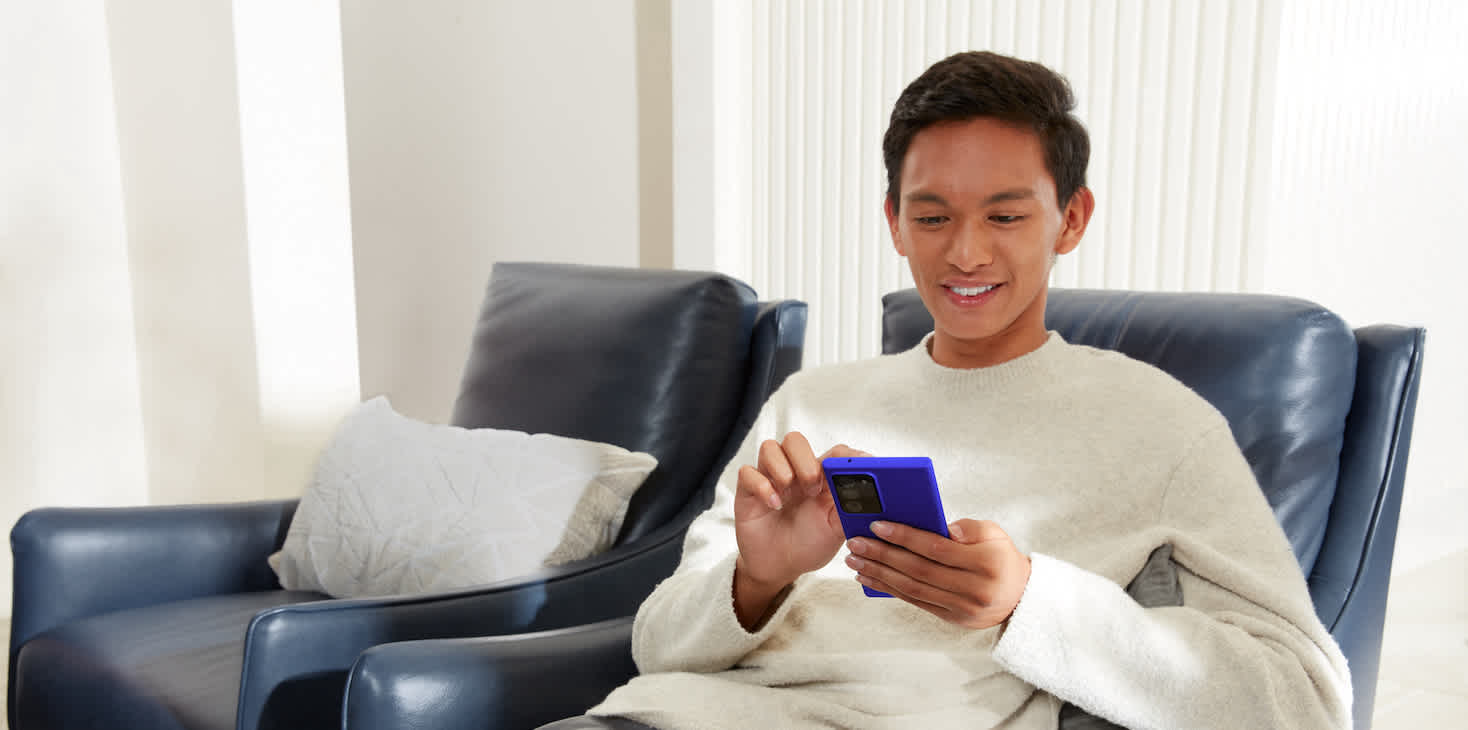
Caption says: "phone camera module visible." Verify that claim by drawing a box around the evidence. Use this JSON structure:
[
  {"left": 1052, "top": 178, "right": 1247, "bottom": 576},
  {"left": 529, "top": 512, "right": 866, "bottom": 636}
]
[{"left": 831, "top": 473, "right": 883, "bottom": 514}]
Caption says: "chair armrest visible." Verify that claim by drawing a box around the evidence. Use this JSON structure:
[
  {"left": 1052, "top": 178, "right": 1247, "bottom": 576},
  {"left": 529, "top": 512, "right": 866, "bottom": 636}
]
[
  {"left": 343, "top": 617, "right": 637, "bottom": 730},
  {"left": 8, "top": 500, "right": 296, "bottom": 650},
  {"left": 235, "top": 525, "right": 682, "bottom": 730},
  {"left": 1313, "top": 324, "right": 1425, "bottom": 730}
]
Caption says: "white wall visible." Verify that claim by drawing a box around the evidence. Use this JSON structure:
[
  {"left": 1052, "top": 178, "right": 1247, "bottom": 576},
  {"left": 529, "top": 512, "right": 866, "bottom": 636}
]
[
  {"left": 232, "top": 0, "right": 362, "bottom": 497},
  {"left": 1, "top": 0, "right": 150, "bottom": 610},
  {"left": 674, "top": 0, "right": 1467, "bottom": 576},
  {"left": 342, "top": 0, "right": 647, "bottom": 422},
  {"left": 679, "top": 0, "right": 1282, "bottom": 366},
  {"left": 101, "top": 0, "right": 364, "bottom": 508},
  {"left": 3, "top": 0, "right": 1455, "bottom": 623},
  {"left": 1255, "top": 0, "right": 1468, "bottom": 573},
  {"left": 104, "top": 0, "right": 270, "bottom": 506},
  {"left": 1, "top": 0, "right": 655, "bottom": 619}
]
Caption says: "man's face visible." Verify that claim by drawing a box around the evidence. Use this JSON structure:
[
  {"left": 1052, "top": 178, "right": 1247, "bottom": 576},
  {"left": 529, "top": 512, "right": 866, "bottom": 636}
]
[{"left": 885, "top": 116, "right": 1093, "bottom": 369}]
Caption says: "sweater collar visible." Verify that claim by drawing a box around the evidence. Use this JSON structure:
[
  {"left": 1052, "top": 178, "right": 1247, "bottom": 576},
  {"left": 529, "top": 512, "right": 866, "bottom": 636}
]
[{"left": 900, "top": 331, "right": 1070, "bottom": 390}]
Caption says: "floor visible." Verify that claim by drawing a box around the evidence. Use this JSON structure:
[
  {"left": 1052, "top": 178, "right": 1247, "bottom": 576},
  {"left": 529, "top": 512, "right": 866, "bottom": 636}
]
[
  {"left": 1369, "top": 548, "right": 1468, "bottom": 726},
  {"left": 0, "top": 550, "right": 1462, "bottom": 729}
]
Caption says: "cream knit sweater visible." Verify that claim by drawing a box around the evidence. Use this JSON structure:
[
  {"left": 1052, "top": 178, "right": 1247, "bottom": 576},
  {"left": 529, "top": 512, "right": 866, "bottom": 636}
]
[{"left": 591, "top": 333, "right": 1352, "bottom": 729}]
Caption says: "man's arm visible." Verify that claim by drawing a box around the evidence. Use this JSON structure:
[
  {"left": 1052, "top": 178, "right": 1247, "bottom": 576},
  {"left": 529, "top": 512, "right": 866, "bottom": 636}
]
[
  {"left": 628, "top": 488, "right": 790, "bottom": 675},
  {"left": 992, "top": 424, "right": 1352, "bottom": 729},
  {"left": 843, "top": 420, "right": 1350, "bottom": 729},
  {"left": 626, "top": 400, "right": 851, "bottom": 674}
]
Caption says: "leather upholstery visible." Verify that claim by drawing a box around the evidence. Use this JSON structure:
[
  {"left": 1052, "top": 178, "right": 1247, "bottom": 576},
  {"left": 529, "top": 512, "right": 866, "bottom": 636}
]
[
  {"left": 1314, "top": 324, "right": 1425, "bottom": 728},
  {"left": 8, "top": 500, "right": 300, "bottom": 728},
  {"left": 344, "top": 617, "right": 639, "bottom": 730},
  {"left": 452, "top": 263, "right": 759, "bottom": 542},
  {"left": 335, "top": 287, "right": 1423, "bottom": 730},
  {"left": 882, "top": 287, "right": 1424, "bottom": 729},
  {"left": 14, "top": 591, "right": 323, "bottom": 730},
  {"left": 884, "top": 288, "right": 1358, "bottom": 576},
  {"left": 8, "top": 263, "right": 808, "bottom": 730}
]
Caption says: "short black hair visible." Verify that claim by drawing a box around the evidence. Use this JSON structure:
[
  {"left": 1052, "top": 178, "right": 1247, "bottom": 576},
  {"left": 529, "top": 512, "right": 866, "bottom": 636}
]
[{"left": 883, "top": 51, "right": 1089, "bottom": 212}]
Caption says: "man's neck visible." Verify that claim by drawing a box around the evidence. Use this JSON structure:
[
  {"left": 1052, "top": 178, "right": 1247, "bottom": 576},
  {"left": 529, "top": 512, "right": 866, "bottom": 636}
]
[{"left": 927, "top": 328, "right": 1050, "bottom": 369}]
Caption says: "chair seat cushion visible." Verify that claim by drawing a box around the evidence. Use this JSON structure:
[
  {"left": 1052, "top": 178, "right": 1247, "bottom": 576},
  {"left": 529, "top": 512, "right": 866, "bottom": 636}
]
[{"left": 14, "top": 590, "right": 323, "bottom": 730}]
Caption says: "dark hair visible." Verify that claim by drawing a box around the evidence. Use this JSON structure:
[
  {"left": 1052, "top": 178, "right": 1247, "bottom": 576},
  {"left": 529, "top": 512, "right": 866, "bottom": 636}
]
[{"left": 883, "top": 51, "right": 1089, "bottom": 211}]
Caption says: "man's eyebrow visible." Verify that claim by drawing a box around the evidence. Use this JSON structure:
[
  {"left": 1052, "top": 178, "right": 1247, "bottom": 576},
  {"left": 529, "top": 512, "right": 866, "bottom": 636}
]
[
  {"left": 903, "top": 188, "right": 1038, "bottom": 206},
  {"left": 982, "top": 188, "right": 1038, "bottom": 205},
  {"left": 903, "top": 190, "right": 950, "bottom": 206}
]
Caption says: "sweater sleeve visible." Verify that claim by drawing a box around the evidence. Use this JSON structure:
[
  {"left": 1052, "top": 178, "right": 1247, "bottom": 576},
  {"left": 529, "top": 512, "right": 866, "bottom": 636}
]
[
  {"left": 991, "top": 422, "right": 1354, "bottom": 730},
  {"left": 627, "top": 397, "right": 804, "bottom": 674}
]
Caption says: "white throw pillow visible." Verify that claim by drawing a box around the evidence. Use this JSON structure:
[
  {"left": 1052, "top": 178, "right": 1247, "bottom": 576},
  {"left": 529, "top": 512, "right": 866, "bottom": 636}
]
[{"left": 267, "top": 396, "right": 658, "bottom": 598}]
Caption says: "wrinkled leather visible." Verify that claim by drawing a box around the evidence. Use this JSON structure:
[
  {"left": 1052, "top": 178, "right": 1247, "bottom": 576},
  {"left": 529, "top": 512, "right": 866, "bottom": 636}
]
[
  {"left": 452, "top": 262, "right": 757, "bottom": 543},
  {"left": 883, "top": 287, "right": 1424, "bottom": 730},
  {"left": 8, "top": 262, "right": 808, "bottom": 730}
]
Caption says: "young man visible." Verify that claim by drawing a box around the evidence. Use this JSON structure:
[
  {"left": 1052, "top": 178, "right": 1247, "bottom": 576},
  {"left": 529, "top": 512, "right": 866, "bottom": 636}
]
[{"left": 556, "top": 51, "right": 1351, "bottom": 729}]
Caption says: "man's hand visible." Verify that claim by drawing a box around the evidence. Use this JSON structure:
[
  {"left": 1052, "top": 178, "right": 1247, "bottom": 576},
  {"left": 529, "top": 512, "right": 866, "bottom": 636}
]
[
  {"left": 843, "top": 518, "right": 1031, "bottom": 630},
  {"left": 732, "top": 432, "right": 868, "bottom": 629}
]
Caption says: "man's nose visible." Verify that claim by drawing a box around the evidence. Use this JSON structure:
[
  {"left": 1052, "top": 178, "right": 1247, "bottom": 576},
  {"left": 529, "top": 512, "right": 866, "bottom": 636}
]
[{"left": 946, "top": 222, "right": 995, "bottom": 271}]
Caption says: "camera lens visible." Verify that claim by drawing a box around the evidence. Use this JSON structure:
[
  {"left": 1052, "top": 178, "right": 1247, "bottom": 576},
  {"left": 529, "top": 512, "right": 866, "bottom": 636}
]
[{"left": 831, "top": 473, "right": 881, "bottom": 513}]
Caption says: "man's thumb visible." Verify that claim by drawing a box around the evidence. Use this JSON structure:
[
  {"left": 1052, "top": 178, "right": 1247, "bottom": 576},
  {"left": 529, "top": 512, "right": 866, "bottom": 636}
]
[{"left": 948, "top": 518, "right": 994, "bottom": 544}]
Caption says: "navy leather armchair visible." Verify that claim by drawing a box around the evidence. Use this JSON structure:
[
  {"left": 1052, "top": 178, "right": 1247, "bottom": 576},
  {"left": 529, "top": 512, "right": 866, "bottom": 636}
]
[
  {"left": 338, "top": 287, "right": 1422, "bottom": 730},
  {"left": 8, "top": 262, "right": 808, "bottom": 730},
  {"left": 885, "top": 288, "right": 1423, "bottom": 730}
]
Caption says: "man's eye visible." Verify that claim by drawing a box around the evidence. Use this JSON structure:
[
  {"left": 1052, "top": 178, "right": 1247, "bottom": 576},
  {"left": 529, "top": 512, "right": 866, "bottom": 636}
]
[
  {"left": 914, "top": 216, "right": 948, "bottom": 226},
  {"left": 990, "top": 215, "right": 1025, "bottom": 224}
]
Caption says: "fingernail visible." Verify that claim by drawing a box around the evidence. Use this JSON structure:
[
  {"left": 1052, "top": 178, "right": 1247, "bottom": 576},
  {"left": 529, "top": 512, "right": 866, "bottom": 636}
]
[
  {"left": 847, "top": 538, "right": 866, "bottom": 554},
  {"left": 948, "top": 522, "right": 965, "bottom": 541},
  {"left": 768, "top": 492, "right": 782, "bottom": 510},
  {"left": 845, "top": 555, "right": 865, "bottom": 569},
  {"left": 870, "top": 521, "right": 893, "bottom": 537}
]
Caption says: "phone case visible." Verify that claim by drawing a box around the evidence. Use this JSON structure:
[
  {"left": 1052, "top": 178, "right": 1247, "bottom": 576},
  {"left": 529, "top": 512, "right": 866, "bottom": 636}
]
[{"left": 822, "top": 456, "right": 949, "bottom": 597}]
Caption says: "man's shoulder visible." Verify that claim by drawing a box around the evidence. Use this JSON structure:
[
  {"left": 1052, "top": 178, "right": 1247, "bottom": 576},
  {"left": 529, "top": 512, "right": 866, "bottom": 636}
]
[
  {"left": 1058, "top": 340, "right": 1188, "bottom": 386},
  {"left": 760, "top": 350, "right": 929, "bottom": 420},
  {"left": 777, "top": 350, "right": 907, "bottom": 393},
  {"left": 1054, "top": 341, "right": 1226, "bottom": 428}
]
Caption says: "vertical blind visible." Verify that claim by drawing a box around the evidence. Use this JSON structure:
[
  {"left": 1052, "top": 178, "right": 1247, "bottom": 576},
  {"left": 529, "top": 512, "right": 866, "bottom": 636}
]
[{"left": 731, "top": 0, "right": 1279, "bottom": 366}]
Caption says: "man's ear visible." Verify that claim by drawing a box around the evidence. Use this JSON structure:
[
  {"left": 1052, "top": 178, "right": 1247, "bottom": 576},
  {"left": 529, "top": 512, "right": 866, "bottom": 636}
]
[
  {"left": 1054, "top": 186, "right": 1095, "bottom": 257},
  {"left": 885, "top": 196, "right": 906, "bottom": 256}
]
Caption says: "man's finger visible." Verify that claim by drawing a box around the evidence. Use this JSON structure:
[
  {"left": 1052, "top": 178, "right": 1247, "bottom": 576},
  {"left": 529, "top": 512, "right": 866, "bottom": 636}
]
[
  {"left": 848, "top": 552, "right": 955, "bottom": 609},
  {"left": 756, "top": 439, "right": 794, "bottom": 491},
  {"left": 848, "top": 534, "right": 974, "bottom": 588},
  {"left": 821, "top": 443, "right": 873, "bottom": 460},
  {"left": 868, "top": 520, "right": 963, "bottom": 565},
  {"left": 781, "top": 432, "right": 823, "bottom": 487},
  {"left": 947, "top": 519, "right": 1009, "bottom": 545},
  {"left": 738, "top": 464, "right": 781, "bottom": 511},
  {"left": 813, "top": 443, "right": 873, "bottom": 496}
]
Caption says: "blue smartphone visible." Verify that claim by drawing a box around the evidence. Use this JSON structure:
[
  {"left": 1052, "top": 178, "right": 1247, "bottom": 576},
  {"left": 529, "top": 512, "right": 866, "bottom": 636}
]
[{"left": 822, "top": 456, "right": 949, "bottom": 597}]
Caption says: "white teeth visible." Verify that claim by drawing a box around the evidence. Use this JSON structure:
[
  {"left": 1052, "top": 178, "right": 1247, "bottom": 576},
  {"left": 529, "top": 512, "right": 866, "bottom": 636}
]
[{"left": 951, "top": 285, "right": 996, "bottom": 296}]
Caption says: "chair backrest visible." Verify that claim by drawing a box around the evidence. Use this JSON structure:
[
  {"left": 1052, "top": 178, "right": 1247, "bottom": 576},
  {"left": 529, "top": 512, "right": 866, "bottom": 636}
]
[
  {"left": 452, "top": 262, "right": 806, "bottom": 545},
  {"left": 882, "top": 287, "right": 1425, "bottom": 729}
]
